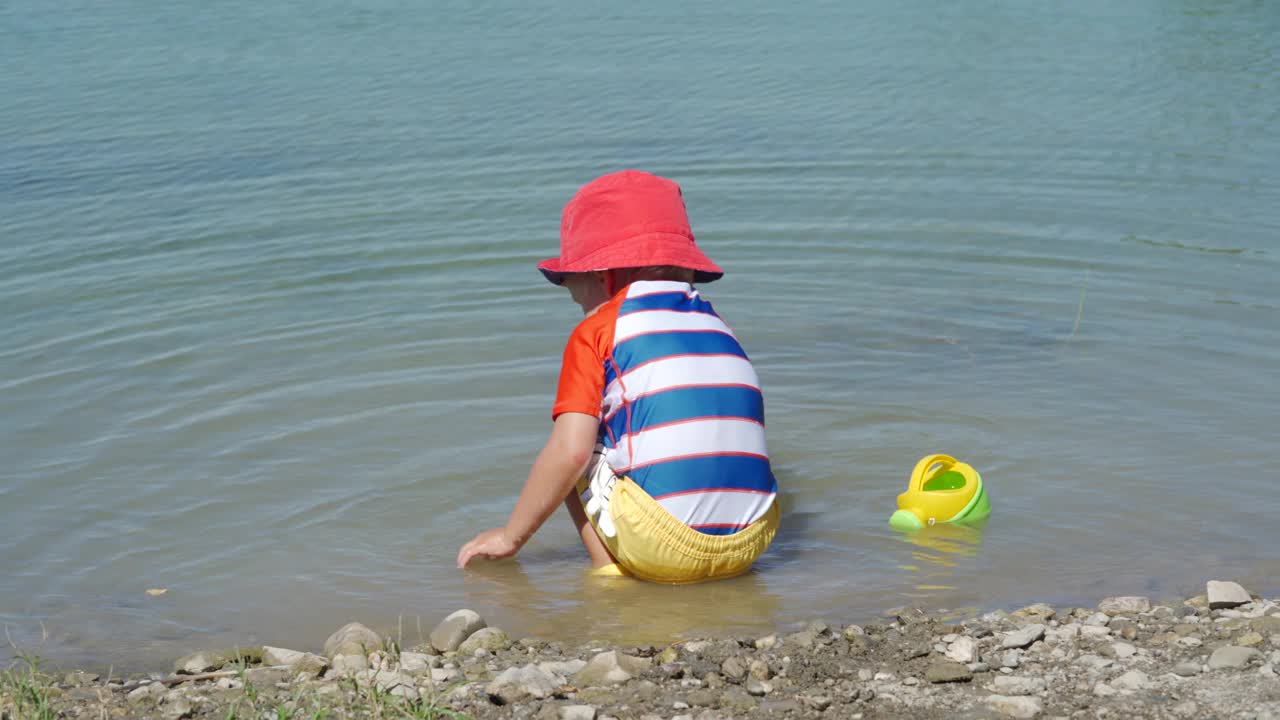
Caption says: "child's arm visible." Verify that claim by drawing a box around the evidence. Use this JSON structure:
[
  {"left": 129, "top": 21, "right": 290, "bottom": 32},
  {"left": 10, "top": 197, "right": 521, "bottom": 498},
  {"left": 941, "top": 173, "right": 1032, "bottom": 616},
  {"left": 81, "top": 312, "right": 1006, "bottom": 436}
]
[{"left": 456, "top": 411, "right": 599, "bottom": 568}]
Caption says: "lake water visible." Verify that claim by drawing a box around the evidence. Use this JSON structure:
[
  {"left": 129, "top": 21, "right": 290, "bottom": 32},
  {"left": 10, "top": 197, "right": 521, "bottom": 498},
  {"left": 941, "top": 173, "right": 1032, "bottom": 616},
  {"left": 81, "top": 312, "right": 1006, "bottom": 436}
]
[{"left": 3, "top": 0, "right": 1278, "bottom": 670}]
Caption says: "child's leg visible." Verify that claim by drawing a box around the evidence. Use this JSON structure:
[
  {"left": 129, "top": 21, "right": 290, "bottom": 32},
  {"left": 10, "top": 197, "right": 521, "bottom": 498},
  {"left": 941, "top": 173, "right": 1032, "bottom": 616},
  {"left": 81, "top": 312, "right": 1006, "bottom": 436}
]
[{"left": 564, "top": 491, "right": 616, "bottom": 568}]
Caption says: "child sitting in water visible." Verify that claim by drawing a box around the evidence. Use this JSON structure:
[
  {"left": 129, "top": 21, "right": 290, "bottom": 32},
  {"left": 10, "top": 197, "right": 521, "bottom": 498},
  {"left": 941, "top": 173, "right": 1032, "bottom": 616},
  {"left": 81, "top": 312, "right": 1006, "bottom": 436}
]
[{"left": 456, "top": 170, "right": 779, "bottom": 582}]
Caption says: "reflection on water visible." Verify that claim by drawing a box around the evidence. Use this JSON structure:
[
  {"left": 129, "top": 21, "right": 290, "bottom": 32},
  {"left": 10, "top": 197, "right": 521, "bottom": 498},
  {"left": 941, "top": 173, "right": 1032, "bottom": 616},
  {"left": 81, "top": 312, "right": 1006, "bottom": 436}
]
[
  {"left": 893, "top": 520, "right": 988, "bottom": 608},
  {"left": 458, "top": 560, "right": 784, "bottom": 647}
]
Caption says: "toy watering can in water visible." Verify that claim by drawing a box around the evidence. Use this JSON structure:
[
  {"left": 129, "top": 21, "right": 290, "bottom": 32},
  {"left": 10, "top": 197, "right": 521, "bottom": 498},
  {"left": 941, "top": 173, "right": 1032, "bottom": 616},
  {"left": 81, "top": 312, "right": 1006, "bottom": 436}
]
[{"left": 889, "top": 454, "right": 990, "bottom": 531}]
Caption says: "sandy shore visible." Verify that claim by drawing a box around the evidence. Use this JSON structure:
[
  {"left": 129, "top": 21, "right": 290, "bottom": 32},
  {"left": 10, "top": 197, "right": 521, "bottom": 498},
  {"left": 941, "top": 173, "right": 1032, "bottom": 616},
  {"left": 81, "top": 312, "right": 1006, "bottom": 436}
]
[{"left": 3, "top": 580, "right": 1278, "bottom": 720}]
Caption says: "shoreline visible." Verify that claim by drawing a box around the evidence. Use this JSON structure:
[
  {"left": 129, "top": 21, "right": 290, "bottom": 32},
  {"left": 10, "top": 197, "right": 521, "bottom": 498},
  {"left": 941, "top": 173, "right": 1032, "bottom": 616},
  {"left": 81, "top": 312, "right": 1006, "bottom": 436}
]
[{"left": 3, "top": 581, "right": 1277, "bottom": 719}]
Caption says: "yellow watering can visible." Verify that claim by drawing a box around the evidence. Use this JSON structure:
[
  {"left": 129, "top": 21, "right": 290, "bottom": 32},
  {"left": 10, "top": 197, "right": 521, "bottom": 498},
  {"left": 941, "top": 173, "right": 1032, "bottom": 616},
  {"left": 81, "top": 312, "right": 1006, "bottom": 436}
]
[{"left": 889, "top": 454, "right": 990, "bottom": 531}]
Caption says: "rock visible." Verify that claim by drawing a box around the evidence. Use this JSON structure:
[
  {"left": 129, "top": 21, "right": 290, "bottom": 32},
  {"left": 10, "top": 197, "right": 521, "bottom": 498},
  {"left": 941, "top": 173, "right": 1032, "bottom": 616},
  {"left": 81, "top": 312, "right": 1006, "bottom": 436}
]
[
  {"left": 1076, "top": 654, "right": 1114, "bottom": 671},
  {"left": 174, "top": 647, "right": 261, "bottom": 674},
  {"left": 801, "top": 695, "right": 832, "bottom": 711},
  {"left": 1099, "top": 596, "right": 1150, "bottom": 615},
  {"left": 1207, "top": 581, "right": 1251, "bottom": 610},
  {"left": 721, "top": 656, "right": 747, "bottom": 681},
  {"left": 539, "top": 659, "right": 587, "bottom": 676},
  {"left": 1172, "top": 702, "right": 1199, "bottom": 717},
  {"left": 560, "top": 707, "right": 597, "bottom": 720},
  {"left": 1084, "top": 612, "right": 1111, "bottom": 627},
  {"left": 842, "top": 625, "right": 864, "bottom": 640},
  {"left": 244, "top": 667, "right": 291, "bottom": 686},
  {"left": 262, "top": 646, "right": 328, "bottom": 675},
  {"left": 748, "top": 659, "right": 771, "bottom": 681},
  {"left": 1238, "top": 631, "right": 1265, "bottom": 647},
  {"left": 324, "top": 623, "right": 383, "bottom": 659},
  {"left": 1208, "top": 645, "right": 1262, "bottom": 670},
  {"left": 1001, "top": 625, "right": 1047, "bottom": 649},
  {"left": 573, "top": 651, "right": 650, "bottom": 687},
  {"left": 398, "top": 652, "right": 434, "bottom": 674},
  {"left": 1001, "top": 650, "right": 1021, "bottom": 669},
  {"left": 992, "top": 675, "right": 1046, "bottom": 695},
  {"left": 1172, "top": 662, "right": 1202, "bottom": 676},
  {"left": 458, "top": 627, "right": 509, "bottom": 655},
  {"left": 1014, "top": 604, "right": 1056, "bottom": 621},
  {"left": 986, "top": 694, "right": 1043, "bottom": 718},
  {"left": 903, "top": 642, "right": 930, "bottom": 659},
  {"left": 486, "top": 664, "right": 563, "bottom": 704},
  {"left": 946, "top": 637, "right": 978, "bottom": 664},
  {"left": 1080, "top": 626, "right": 1110, "bottom": 639},
  {"left": 127, "top": 683, "right": 164, "bottom": 702},
  {"left": 925, "top": 660, "right": 973, "bottom": 683},
  {"left": 755, "top": 634, "right": 779, "bottom": 650},
  {"left": 1111, "top": 642, "right": 1136, "bottom": 659},
  {"left": 785, "top": 631, "right": 819, "bottom": 650},
  {"left": 430, "top": 667, "right": 461, "bottom": 683},
  {"left": 745, "top": 678, "right": 772, "bottom": 696},
  {"left": 430, "top": 610, "right": 486, "bottom": 653},
  {"left": 329, "top": 653, "right": 369, "bottom": 677},
  {"left": 1093, "top": 682, "right": 1116, "bottom": 697},
  {"left": 164, "top": 697, "right": 194, "bottom": 720},
  {"left": 1112, "top": 670, "right": 1149, "bottom": 690}
]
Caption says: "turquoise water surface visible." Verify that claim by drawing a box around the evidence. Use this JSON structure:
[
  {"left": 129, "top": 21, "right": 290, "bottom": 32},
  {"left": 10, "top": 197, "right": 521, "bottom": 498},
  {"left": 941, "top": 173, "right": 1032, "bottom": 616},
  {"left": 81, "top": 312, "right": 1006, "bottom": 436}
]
[{"left": 3, "top": 0, "right": 1278, "bottom": 668}]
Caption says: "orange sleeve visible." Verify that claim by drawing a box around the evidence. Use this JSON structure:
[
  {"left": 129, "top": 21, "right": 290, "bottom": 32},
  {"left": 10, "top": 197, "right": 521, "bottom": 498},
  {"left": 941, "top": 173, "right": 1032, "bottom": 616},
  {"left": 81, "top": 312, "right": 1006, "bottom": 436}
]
[{"left": 551, "top": 301, "right": 617, "bottom": 420}]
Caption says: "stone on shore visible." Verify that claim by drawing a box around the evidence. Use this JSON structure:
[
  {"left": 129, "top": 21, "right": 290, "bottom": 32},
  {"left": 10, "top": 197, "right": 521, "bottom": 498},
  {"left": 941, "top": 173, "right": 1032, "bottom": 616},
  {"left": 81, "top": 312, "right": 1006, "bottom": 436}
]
[
  {"left": 987, "top": 694, "right": 1043, "bottom": 718},
  {"left": 559, "top": 706, "right": 597, "bottom": 720},
  {"left": 1113, "top": 669, "right": 1150, "bottom": 690},
  {"left": 174, "top": 647, "right": 262, "bottom": 674},
  {"left": 323, "top": 622, "right": 382, "bottom": 659},
  {"left": 486, "top": 664, "right": 563, "bottom": 704},
  {"left": 329, "top": 653, "right": 370, "bottom": 677},
  {"left": 1001, "top": 624, "right": 1047, "bottom": 649},
  {"left": 397, "top": 652, "right": 435, "bottom": 674},
  {"left": 573, "top": 651, "right": 651, "bottom": 687},
  {"left": 458, "top": 627, "right": 510, "bottom": 655},
  {"left": 1207, "top": 581, "right": 1252, "bottom": 610},
  {"left": 262, "top": 646, "right": 328, "bottom": 675},
  {"left": 991, "top": 675, "right": 1046, "bottom": 695},
  {"left": 925, "top": 660, "right": 973, "bottom": 683},
  {"left": 1208, "top": 645, "right": 1262, "bottom": 670},
  {"left": 430, "top": 609, "right": 487, "bottom": 653},
  {"left": 946, "top": 636, "right": 978, "bottom": 663}
]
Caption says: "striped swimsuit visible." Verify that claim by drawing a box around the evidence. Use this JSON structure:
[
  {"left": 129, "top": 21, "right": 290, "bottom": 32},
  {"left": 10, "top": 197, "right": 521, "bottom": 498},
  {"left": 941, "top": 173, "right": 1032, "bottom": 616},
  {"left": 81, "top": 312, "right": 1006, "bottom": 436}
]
[{"left": 552, "top": 280, "right": 777, "bottom": 535}]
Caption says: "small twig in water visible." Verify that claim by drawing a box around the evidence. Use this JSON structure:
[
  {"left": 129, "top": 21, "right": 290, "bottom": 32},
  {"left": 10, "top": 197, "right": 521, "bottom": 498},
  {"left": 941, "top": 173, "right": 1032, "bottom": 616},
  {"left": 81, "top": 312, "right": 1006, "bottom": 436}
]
[{"left": 1071, "top": 269, "right": 1091, "bottom": 338}]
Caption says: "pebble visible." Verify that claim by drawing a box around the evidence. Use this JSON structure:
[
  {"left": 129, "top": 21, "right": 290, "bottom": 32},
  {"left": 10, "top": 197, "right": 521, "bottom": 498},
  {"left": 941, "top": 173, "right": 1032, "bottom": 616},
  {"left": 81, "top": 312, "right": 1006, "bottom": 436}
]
[
  {"left": 755, "top": 634, "right": 779, "bottom": 650},
  {"left": 1172, "top": 662, "right": 1202, "bottom": 676},
  {"left": 430, "top": 610, "right": 487, "bottom": 653},
  {"left": 1208, "top": 645, "right": 1262, "bottom": 670},
  {"left": 574, "top": 651, "right": 650, "bottom": 687},
  {"left": 946, "top": 636, "right": 979, "bottom": 664},
  {"left": 1207, "top": 581, "right": 1252, "bottom": 610},
  {"left": 1093, "top": 682, "right": 1117, "bottom": 697},
  {"left": 559, "top": 706, "right": 597, "bottom": 720},
  {"left": 1112, "top": 670, "right": 1150, "bottom": 690},
  {"left": 992, "top": 675, "right": 1047, "bottom": 696},
  {"left": 1001, "top": 625, "right": 1047, "bottom": 649},
  {"left": 745, "top": 679, "right": 773, "bottom": 696},
  {"left": 1112, "top": 642, "right": 1136, "bottom": 659},
  {"left": 1237, "top": 631, "right": 1265, "bottom": 647},
  {"left": 1080, "top": 626, "right": 1111, "bottom": 639},
  {"left": 986, "top": 694, "right": 1044, "bottom": 718},
  {"left": 458, "top": 627, "right": 510, "bottom": 655},
  {"left": 925, "top": 660, "right": 973, "bottom": 684},
  {"left": 1084, "top": 612, "right": 1111, "bottom": 627},
  {"left": 902, "top": 677, "right": 919, "bottom": 686},
  {"left": 1001, "top": 650, "right": 1021, "bottom": 669},
  {"left": 485, "top": 664, "right": 562, "bottom": 703},
  {"left": 323, "top": 623, "right": 382, "bottom": 659}
]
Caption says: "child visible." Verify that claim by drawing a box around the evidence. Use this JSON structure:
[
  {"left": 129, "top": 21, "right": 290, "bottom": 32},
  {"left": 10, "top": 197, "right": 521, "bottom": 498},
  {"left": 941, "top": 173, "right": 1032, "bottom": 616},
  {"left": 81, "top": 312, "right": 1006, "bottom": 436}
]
[{"left": 456, "top": 170, "right": 779, "bottom": 583}]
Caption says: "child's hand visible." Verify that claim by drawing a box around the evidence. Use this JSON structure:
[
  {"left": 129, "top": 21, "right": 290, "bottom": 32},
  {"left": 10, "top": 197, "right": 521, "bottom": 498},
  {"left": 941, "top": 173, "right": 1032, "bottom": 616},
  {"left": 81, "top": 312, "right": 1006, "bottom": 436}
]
[{"left": 457, "top": 528, "right": 519, "bottom": 568}]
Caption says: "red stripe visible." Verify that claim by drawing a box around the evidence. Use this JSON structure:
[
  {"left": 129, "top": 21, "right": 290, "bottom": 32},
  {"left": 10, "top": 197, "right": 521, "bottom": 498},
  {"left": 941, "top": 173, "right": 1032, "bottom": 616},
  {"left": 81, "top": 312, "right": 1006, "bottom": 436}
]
[
  {"left": 618, "top": 451, "right": 767, "bottom": 474},
  {"left": 653, "top": 487, "right": 774, "bottom": 501}
]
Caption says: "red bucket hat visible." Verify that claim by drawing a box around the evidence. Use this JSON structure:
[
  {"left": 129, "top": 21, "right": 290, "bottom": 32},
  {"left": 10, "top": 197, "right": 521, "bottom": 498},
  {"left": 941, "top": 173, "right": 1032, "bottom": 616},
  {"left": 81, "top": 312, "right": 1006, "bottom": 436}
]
[{"left": 537, "top": 170, "right": 724, "bottom": 285}]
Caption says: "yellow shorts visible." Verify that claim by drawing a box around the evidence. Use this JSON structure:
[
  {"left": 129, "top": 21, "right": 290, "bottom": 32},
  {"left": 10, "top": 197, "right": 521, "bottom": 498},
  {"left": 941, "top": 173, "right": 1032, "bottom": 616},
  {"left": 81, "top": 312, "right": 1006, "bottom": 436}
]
[{"left": 576, "top": 473, "right": 780, "bottom": 584}]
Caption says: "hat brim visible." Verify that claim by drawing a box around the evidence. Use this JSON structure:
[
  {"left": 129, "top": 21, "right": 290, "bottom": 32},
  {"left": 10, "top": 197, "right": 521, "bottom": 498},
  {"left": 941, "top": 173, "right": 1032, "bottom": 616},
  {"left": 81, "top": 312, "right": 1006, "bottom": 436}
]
[{"left": 536, "top": 232, "right": 724, "bottom": 286}]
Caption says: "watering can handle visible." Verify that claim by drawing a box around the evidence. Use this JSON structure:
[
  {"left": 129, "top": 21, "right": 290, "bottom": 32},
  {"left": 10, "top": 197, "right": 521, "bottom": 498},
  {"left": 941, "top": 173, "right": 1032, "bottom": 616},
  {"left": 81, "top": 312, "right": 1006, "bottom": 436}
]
[{"left": 908, "top": 454, "right": 957, "bottom": 494}]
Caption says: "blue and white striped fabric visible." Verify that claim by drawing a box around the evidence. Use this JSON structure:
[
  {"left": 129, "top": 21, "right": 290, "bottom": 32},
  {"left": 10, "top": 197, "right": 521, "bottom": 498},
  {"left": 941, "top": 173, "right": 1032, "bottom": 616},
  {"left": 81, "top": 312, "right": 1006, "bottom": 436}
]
[{"left": 600, "top": 281, "right": 777, "bottom": 535}]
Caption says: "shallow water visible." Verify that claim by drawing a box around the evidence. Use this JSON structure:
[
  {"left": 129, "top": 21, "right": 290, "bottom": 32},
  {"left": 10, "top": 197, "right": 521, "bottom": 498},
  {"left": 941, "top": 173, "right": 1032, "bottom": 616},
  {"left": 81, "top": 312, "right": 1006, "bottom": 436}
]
[{"left": 2, "top": 0, "right": 1278, "bottom": 669}]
